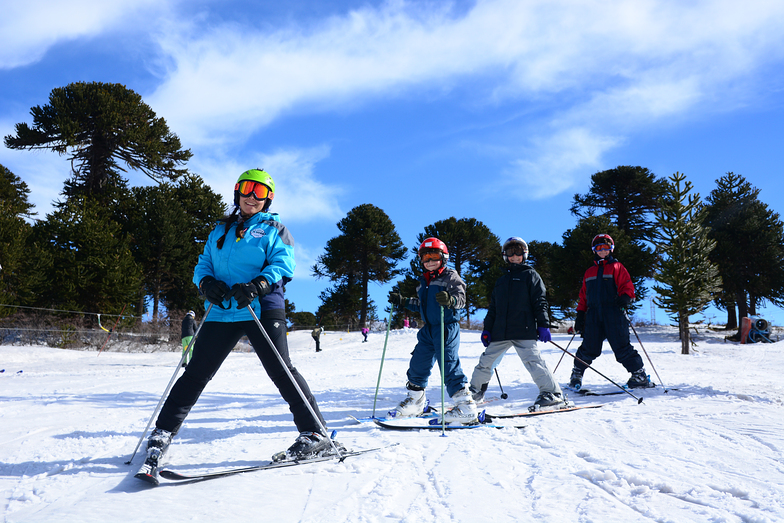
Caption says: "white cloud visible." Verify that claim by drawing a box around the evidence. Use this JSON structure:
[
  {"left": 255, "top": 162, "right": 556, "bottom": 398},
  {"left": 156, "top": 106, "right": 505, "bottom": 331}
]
[
  {"left": 0, "top": 0, "right": 166, "bottom": 69},
  {"left": 141, "top": 0, "right": 784, "bottom": 197},
  {"left": 190, "top": 145, "right": 344, "bottom": 224},
  {"left": 503, "top": 128, "right": 621, "bottom": 199}
]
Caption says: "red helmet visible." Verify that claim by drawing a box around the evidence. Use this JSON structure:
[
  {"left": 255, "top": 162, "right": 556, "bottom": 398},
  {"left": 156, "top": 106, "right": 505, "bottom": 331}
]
[
  {"left": 591, "top": 233, "right": 614, "bottom": 252},
  {"left": 419, "top": 237, "right": 449, "bottom": 266}
]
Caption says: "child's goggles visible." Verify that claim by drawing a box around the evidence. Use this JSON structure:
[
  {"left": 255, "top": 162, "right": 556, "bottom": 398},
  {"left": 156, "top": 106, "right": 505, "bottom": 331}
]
[
  {"left": 593, "top": 244, "right": 612, "bottom": 252},
  {"left": 504, "top": 245, "right": 526, "bottom": 257},
  {"left": 236, "top": 180, "right": 271, "bottom": 200},
  {"left": 421, "top": 251, "right": 442, "bottom": 263}
]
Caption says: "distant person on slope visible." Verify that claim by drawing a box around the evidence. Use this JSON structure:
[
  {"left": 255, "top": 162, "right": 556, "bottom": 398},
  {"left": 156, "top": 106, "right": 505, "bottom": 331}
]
[
  {"left": 468, "top": 237, "right": 564, "bottom": 410},
  {"left": 388, "top": 237, "right": 477, "bottom": 424},
  {"left": 144, "top": 169, "right": 337, "bottom": 470},
  {"left": 312, "top": 326, "right": 324, "bottom": 352},
  {"left": 361, "top": 327, "right": 369, "bottom": 343},
  {"left": 570, "top": 234, "right": 650, "bottom": 390},
  {"left": 180, "top": 310, "right": 196, "bottom": 368}
]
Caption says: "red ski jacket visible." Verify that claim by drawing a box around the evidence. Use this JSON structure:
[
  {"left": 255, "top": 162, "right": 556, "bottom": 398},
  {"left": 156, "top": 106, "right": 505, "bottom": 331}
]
[{"left": 577, "top": 256, "right": 635, "bottom": 313}]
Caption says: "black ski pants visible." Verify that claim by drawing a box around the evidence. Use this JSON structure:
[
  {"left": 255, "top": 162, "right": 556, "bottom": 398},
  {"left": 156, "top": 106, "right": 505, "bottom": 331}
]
[
  {"left": 156, "top": 309, "right": 326, "bottom": 436},
  {"left": 574, "top": 308, "right": 643, "bottom": 374}
]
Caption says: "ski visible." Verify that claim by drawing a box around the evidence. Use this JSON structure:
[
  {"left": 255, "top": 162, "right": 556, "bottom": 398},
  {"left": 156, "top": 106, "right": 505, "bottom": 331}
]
[
  {"left": 482, "top": 404, "right": 602, "bottom": 422},
  {"left": 374, "top": 417, "right": 525, "bottom": 431},
  {"left": 564, "top": 381, "right": 656, "bottom": 396},
  {"left": 157, "top": 444, "right": 396, "bottom": 484}
]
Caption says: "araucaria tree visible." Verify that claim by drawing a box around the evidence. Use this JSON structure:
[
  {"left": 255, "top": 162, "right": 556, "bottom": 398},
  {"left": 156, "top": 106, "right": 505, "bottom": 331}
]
[
  {"left": 703, "top": 173, "right": 784, "bottom": 335},
  {"left": 4, "top": 81, "right": 192, "bottom": 196},
  {"left": 312, "top": 204, "right": 406, "bottom": 328},
  {"left": 651, "top": 172, "right": 721, "bottom": 354}
]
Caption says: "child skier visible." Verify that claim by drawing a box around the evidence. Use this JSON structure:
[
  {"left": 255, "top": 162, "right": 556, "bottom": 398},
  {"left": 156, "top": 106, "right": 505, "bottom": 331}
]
[
  {"left": 180, "top": 310, "right": 196, "bottom": 368},
  {"left": 388, "top": 237, "right": 477, "bottom": 424},
  {"left": 469, "top": 237, "right": 564, "bottom": 410},
  {"left": 570, "top": 234, "right": 650, "bottom": 389}
]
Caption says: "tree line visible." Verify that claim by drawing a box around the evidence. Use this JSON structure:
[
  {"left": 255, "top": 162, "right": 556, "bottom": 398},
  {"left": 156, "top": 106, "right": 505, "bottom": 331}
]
[{"left": 2, "top": 82, "right": 783, "bottom": 345}]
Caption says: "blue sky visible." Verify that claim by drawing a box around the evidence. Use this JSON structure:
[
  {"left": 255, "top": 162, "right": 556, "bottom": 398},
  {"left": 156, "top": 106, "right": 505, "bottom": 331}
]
[{"left": 3, "top": 0, "right": 784, "bottom": 328}]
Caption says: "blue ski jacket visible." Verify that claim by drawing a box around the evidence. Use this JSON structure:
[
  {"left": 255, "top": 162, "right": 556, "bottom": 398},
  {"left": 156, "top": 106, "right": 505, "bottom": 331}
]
[{"left": 193, "top": 211, "right": 295, "bottom": 322}]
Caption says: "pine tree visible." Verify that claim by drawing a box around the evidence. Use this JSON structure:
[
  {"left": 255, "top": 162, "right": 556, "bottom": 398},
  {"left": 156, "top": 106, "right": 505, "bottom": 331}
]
[
  {"left": 704, "top": 173, "right": 784, "bottom": 333},
  {"left": 4, "top": 82, "right": 191, "bottom": 197},
  {"left": 413, "top": 217, "right": 500, "bottom": 325},
  {"left": 32, "top": 196, "right": 142, "bottom": 316},
  {"left": 651, "top": 172, "right": 721, "bottom": 354},
  {"left": 312, "top": 204, "right": 406, "bottom": 328},
  {"left": 570, "top": 165, "right": 667, "bottom": 242}
]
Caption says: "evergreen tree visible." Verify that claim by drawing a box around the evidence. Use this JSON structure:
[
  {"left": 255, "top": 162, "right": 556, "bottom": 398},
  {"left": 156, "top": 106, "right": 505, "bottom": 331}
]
[
  {"left": 0, "top": 165, "right": 46, "bottom": 314},
  {"left": 570, "top": 165, "right": 667, "bottom": 242},
  {"left": 704, "top": 172, "right": 784, "bottom": 334},
  {"left": 549, "top": 216, "right": 654, "bottom": 322},
  {"left": 312, "top": 204, "right": 406, "bottom": 328},
  {"left": 413, "top": 217, "right": 500, "bottom": 324},
  {"left": 32, "top": 196, "right": 142, "bottom": 317},
  {"left": 0, "top": 164, "right": 36, "bottom": 218},
  {"left": 4, "top": 81, "right": 191, "bottom": 197},
  {"left": 651, "top": 172, "right": 721, "bottom": 354}
]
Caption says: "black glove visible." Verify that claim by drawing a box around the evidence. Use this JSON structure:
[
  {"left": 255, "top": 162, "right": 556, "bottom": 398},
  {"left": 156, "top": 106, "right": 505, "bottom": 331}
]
[
  {"left": 200, "top": 276, "right": 230, "bottom": 306},
  {"left": 574, "top": 310, "right": 586, "bottom": 334},
  {"left": 389, "top": 292, "right": 407, "bottom": 306},
  {"left": 435, "top": 291, "right": 456, "bottom": 308},
  {"left": 231, "top": 276, "right": 271, "bottom": 309},
  {"left": 616, "top": 294, "right": 632, "bottom": 311}
]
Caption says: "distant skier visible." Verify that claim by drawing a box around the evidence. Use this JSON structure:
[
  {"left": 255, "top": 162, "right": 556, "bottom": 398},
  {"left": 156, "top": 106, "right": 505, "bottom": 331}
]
[
  {"left": 570, "top": 234, "right": 650, "bottom": 390},
  {"left": 180, "top": 310, "right": 196, "bottom": 367},
  {"left": 361, "top": 327, "right": 369, "bottom": 343},
  {"left": 312, "top": 326, "right": 324, "bottom": 352},
  {"left": 469, "top": 237, "right": 564, "bottom": 410},
  {"left": 388, "top": 237, "right": 477, "bottom": 424}
]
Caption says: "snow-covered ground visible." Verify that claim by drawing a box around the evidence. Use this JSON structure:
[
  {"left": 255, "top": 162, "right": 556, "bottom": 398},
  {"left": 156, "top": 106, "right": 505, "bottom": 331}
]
[{"left": 2, "top": 325, "right": 783, "bottom": 522}]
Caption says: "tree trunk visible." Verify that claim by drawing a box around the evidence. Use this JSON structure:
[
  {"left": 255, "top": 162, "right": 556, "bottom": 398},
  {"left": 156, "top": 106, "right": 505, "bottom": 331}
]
[
  {"left": 679, "top": 310, "right": 690, "bottom": 355},
  {"left": 726, "top": 302, "right": 737, "bottom": 330}
]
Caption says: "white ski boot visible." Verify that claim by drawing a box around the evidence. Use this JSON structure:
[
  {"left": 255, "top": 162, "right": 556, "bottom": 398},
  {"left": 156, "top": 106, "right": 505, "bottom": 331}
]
[
  {"left": 389, "top": 382, "right": 427, "bottom": 418},
  {"left": 441, "top": 386, "right": 479, "bottom": 425}
]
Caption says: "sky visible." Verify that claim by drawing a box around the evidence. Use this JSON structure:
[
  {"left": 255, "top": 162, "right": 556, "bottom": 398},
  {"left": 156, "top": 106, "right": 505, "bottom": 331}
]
[{"left": 2, "top": 0, "right": 784, "bottom": 326}]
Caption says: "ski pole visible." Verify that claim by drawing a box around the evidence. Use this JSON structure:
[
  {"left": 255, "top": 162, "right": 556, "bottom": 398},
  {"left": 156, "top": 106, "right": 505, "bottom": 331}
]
[
  {"left": 245, "top": 306, "right": 344, "bottom": 460},
  {"left": 494, "top": 368, "right": 508, "bottom": 399},
  {"left": 625, "top": 311, "right": 669, "bottom": 393},
  {"left": 125, "top": 304, "right": 213, "bottom": 464},
  {"left": 553, "top": 331, "right": 577, "bottom": 374},
  {"left": 439, "top": 305, "right": 446, "bottom": 436},
  {"left": 371, "top": 306, "right": 395, "bottom": 419},
  {"left": 548, "top": 340, "right": 643, "bottom": 404}
]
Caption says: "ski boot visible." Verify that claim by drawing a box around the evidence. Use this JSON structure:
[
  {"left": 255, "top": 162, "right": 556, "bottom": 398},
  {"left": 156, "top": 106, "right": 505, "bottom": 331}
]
[
  {"left": 272, "top": 431, "right": 345, "bottom": 462},
  {"left": 389, "top": 382, "right": 427, "bottom": 418},
  {"left": 627, "top": 368, "right": 653, "bottom": 389},
  {"left": 529, "top": 391, "right": 566, "bottom": 412},
  {"left": 569, "top": 367, "right": 584, "bottom": 390},
  {"left": 134, "top": 427, "right": 173, "bottom": 485},
  {"left": 441, "top": 387, "right": 479, "bottom": 425}
]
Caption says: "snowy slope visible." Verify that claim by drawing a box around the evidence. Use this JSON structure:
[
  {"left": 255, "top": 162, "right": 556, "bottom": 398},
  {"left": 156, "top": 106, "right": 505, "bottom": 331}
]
[{"left": 1, "top": 326, "right": 783, "bottom": 523}]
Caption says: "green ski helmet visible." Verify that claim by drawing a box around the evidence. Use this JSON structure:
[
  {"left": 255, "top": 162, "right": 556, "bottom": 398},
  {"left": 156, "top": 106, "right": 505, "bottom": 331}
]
[{"left": 234, "top": 169, "right": 275, "bottom": 211}]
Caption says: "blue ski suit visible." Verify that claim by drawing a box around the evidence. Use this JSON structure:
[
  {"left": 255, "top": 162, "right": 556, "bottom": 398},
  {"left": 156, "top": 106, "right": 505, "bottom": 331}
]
[
  {"left": 156, "top": 210, "right": 326, "bottom": 436},
  {"left": 404, "top": 267, "right": 468, "bottom": 397}
]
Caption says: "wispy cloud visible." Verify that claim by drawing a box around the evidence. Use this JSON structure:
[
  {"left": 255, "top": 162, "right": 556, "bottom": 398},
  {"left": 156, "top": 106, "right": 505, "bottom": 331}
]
[
  {"left": 190, "top": 145, "right": 344, "bottom": 224},
  {"left": 0, "top": 0, "right": 165, "bottom": 69},
  {"left": 145, "top": 0, "right": 784, "bottom": 196}
]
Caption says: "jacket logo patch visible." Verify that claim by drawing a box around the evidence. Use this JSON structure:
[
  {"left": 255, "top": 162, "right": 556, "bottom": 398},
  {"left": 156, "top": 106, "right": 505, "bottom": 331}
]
[{"left": 250, "top": 228, "right": 266, "bottom": 238}]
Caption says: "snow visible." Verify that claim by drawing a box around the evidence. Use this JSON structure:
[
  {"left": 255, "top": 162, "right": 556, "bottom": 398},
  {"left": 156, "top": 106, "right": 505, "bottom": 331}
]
[{"left": 2, "top": 326, "right": 783, "bottom": 523}]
